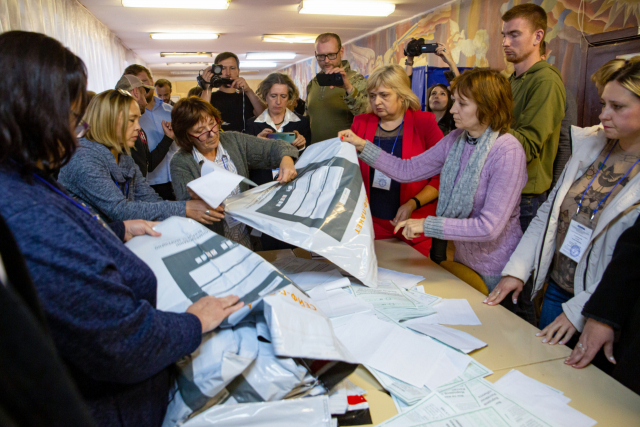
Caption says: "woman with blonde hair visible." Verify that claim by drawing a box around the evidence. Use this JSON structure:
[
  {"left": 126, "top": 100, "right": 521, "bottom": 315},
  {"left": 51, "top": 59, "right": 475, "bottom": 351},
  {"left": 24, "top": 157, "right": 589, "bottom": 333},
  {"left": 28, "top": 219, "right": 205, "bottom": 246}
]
[
  {"left": 340, "top": 68, "right": 527, "bottom": 289},
  {"left": 346, "top": 64, "right": 445, "bottom": 260},
  {"left": 59, "top": 89, "right": 217, "bottom": 224},
  {"left": 487, "top": 58, "right": 640, "bottom": 347}
]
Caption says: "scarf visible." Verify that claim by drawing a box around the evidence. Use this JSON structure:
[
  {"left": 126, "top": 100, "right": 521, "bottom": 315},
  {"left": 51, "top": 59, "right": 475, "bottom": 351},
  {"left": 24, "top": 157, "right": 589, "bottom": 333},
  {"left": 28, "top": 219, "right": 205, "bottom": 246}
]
[{"left": 436, "top": 127, "right": 499, "bottom": 219}]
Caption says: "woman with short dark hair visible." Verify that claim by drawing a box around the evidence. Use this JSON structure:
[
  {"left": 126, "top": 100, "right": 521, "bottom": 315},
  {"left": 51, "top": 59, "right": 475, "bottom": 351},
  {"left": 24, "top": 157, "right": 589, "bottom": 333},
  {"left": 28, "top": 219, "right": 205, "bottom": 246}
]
[
  {"left": 0, "top": 30, "right": 244, "bottom": 426},
  {"left": 170, "top": 96, "right": 299, "bottom": 248},
  {"left": 340, "top": 68, "right": 527, "bottom": 291}
]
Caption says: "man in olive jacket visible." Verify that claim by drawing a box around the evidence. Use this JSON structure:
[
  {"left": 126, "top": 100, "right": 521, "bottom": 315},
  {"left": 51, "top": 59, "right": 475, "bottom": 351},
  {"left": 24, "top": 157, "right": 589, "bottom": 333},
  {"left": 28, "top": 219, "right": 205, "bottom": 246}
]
[{"left": 502, "top": 4, "right": 566, "bottom": 233}]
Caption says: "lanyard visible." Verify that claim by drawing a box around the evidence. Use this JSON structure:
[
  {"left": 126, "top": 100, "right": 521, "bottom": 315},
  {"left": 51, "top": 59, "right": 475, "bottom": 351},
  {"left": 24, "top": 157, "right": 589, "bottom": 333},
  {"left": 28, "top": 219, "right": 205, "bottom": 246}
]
[
  {"left": 376, "top": 118, "right": 404, "bottom": 156},
  {"left": 114, "top": 179, "right": 130, "bottom": 198},
  {"left": 33, "top": 174, "right": 100, "bottom": 221},
  {"left": 577, "top": 140, "right": 640, "bottom": 220}
]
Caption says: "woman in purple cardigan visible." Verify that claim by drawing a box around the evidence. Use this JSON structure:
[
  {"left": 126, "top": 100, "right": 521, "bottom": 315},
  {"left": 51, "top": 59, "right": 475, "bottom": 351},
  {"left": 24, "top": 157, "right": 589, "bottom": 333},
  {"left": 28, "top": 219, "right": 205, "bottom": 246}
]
[{"left": 340, "top": 68, "right": 527, "bottom": 291}]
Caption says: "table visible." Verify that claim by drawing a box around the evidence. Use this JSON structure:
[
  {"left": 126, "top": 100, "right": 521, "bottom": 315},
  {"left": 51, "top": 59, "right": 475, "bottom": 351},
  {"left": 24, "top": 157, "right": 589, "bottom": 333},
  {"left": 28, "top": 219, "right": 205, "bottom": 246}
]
[{"left": 345, "top": 239, "right": 640, "bottom": 425}]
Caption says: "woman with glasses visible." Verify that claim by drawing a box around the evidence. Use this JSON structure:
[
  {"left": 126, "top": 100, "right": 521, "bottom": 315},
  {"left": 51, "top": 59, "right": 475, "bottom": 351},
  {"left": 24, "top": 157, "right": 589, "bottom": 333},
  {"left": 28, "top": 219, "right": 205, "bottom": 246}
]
[
  {"left": 0, "top": 31, "right": 244, "bottom": 426},
  {"left": 59, "top": 89, "right": 218, "bottom": 225},
  {"left": 170, "top": 96, "right": 299, "bottom": 248}
]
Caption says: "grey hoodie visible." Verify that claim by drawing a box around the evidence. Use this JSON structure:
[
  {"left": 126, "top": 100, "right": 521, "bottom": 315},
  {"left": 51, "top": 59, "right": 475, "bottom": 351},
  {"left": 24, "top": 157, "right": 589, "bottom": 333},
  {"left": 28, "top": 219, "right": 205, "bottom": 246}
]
[{"left": 59, "top": 138, "right": 186, "bottom": 222}]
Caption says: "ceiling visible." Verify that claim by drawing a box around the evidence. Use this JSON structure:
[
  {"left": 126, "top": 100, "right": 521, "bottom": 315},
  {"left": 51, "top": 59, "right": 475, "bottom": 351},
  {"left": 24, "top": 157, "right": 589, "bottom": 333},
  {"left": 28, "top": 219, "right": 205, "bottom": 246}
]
[{"left": 78, "top": 0, "right": 443, "bottom": 80}]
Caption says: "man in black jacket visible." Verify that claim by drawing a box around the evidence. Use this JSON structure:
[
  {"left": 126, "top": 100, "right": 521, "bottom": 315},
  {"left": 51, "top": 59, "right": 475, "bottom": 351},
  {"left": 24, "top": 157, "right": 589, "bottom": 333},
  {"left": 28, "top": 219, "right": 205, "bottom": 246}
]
[{"left": 565, "top": 215, "right": 640, "bottom": 394}]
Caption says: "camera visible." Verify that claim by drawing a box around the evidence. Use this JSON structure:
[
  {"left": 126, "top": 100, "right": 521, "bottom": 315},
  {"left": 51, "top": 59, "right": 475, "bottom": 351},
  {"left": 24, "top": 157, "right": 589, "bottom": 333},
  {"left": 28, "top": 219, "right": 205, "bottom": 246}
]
[
  {"left": 197, "top": 64, "right": 234, "bottom": 90},
  {"left": 316, "top": 72, "right": 344, "bottom": 87},
  {"left": 404, "top": 38, "right": 438, "bottom": 57}
]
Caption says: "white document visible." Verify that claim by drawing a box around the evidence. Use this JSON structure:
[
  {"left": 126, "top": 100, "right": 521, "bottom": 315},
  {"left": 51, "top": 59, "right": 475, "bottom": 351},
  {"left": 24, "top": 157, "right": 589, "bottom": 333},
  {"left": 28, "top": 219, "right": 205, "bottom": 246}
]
[
  {"left": 406, "top": 289, "right": 441, "bottom": 307},
  {"left": 367, "top": 366, "right": 431, "bottom": 405},
  {"left": 181, "top": 396, "right": 332, "bottom": 427},
  {"left": 308, "top": 286, "right": 373, "bottom": 318},
  {"left": 494, "top": 371, "right": 596, "bottom": 427},
  {"left": 406, "top": 299, "right": 481, "bottom": 326},
  {"left": 225, "top": 138, "right": 379, "bottom": 288},
  {"left": 263, "top": 284, "right": 356, "bottom": 363},
  {"left": 377, "top": 267, "right": 425, "bottom": 289},
  {"left": 333, "top": 313, "right": 446, "bottom": 388},
  {"left": 287, "top": 270, "right": 345, "bottom": 291},
  {"left": 188, "top": 161, "right": 257, "bottom": 209},
  {"left": 437, "top": 360, "right": 493, "bottom": 391},
  {"left": 377, "top": 393, "right": 460, "bottom": 426},
  {"left": 422, "top": 346, "right": 472, "bottom": 390},
  {"left": 407, "top": 324, "right": 487, "bottom": 353},
  {"left": 125, "top": 217, "right": 291, "bottom": 325}
]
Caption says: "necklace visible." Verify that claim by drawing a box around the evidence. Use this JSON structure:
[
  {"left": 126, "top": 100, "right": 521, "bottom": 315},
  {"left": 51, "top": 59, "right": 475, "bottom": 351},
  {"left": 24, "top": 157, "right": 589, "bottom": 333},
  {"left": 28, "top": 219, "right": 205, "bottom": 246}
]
[{"left": 271, "top": 114, "right": 285, "bottom": 126}]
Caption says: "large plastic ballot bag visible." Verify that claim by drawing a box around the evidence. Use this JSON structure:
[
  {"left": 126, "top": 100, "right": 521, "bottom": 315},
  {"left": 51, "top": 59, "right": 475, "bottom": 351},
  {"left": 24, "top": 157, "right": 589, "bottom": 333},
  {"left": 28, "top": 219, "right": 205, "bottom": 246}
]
[
  {"left": 125, "top": 217, "right": 292, "bottom": 325},
  {"left": 224, "top": 138, "right": 378, "bottom": 288}
]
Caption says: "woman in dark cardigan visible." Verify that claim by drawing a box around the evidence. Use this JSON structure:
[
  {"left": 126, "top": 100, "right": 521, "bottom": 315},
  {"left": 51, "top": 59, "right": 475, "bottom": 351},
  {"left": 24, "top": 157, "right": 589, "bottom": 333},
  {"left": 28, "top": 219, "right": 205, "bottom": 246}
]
[
  {"left": 170, "top": 96, "right": 299, "bottom": 249},
  {"left": 245, "top": 73, "right": 310, "bottom": 186},
  {"left": 0, "top": 31, "right": 244, "bottom": 427}
]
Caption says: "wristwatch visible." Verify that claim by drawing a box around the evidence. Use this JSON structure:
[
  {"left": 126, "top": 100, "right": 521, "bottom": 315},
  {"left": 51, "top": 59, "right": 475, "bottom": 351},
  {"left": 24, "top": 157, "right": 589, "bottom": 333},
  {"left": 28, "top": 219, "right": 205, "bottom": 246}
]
[{"left": 405, "top": 59, "right": 414, "bottom": 66}]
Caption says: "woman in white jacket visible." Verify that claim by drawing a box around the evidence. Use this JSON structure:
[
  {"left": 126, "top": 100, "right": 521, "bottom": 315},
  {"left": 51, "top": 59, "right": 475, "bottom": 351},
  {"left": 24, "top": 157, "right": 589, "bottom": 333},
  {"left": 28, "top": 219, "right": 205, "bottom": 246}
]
[{"left": 485, "top": 59, "right": 640, "bottom": 347}]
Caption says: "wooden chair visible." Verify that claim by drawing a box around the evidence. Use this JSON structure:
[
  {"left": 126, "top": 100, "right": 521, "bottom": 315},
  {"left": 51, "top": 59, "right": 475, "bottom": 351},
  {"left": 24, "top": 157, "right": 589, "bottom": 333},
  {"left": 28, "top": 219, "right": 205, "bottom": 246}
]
[{"left": 439, "top": 261, "right": 489, "bottom": 296}]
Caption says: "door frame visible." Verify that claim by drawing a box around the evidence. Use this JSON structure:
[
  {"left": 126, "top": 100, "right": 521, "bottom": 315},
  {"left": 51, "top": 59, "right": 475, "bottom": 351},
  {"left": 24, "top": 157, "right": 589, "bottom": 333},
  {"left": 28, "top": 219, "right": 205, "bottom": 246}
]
[{"left": 577, "top": 27, "right": 640, "bottom": 126}]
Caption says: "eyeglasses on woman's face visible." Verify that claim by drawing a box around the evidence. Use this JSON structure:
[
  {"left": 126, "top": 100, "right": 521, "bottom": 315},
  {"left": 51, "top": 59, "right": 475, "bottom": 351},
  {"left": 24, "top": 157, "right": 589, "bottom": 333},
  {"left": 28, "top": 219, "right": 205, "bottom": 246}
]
[{"left": 189, "top": 121, "right": 220, "bottom": 142}]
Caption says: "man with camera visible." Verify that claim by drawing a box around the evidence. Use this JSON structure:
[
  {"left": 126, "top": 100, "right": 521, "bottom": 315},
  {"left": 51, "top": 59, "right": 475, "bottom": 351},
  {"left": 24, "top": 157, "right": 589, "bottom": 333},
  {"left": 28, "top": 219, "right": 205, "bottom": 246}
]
[
  {"left": 306, "top": 33, "right": 367, "bottom": 145},
  {"left": 199, "top": 52, "right": 266, "bottom": 133}
]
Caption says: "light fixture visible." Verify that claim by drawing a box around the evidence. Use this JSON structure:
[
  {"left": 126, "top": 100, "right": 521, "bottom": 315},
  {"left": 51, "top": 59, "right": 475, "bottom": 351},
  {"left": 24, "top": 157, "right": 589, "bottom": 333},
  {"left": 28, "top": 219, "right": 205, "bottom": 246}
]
[
  {"left": 246, "top": 52, "right": 296, "bottom": 60},
  {"left": 262, "top": 34, "right": 317, "bottom": 44},
  {"left": 161, "top": 52, "right": 213, "bottom": 57},
  {"left": 240, "top": 61, "right": 277, "bottom": 68},
  {"left": 240, "top": 70, "right": 259, "bottom": 75},
  {"left": 166, "top": 62, "right": 209, "bottom": 66},
  {"left": 170, "top": 71, "right": 200, "bottom": 75},
  {"left": 298, "top": 0, "right": 395, "bottom": 16},
  {"left": 150, "top": 33, "right": 219, "bottom": 40},
  {"left": 123, "top": 0, "right": 229, "bottom": 9}
]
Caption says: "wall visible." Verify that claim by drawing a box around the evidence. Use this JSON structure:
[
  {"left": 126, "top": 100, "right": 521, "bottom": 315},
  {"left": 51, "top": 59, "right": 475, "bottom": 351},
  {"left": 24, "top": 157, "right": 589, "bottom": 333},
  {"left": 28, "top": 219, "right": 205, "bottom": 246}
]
[
  {"left": 1, "top": 0, "right": 146, "bottom": 92},
  {"left": 279, "top": 0, "right": 640, "bottom": 100}
]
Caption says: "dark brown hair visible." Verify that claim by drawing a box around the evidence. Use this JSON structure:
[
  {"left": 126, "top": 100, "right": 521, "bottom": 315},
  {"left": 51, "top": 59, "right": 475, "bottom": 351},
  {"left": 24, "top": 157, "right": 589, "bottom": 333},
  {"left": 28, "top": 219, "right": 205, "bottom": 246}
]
[
  {"left": 501, "top": 3, "right": 547, "bottom": 35},
  {"left": 155, "top": 78, "right": 172, "bottom": 90},
  {"left": 171, "top": 96, "right": 222, "bottom": 152},
  {"left": 123, "top": 64, "right": 152, "bottom": 81},
  {"left": 0, "top": 31, "right": 88, "bottom": 176},
  {"left": 426, "top": 84, "right": 453, "bottom": 113},
  {"left": 450, "top": 68, "right": 513, "bottom": 133},
  {"left": 214, "top": 52, "right": 240, "bottom": 67},
  {"left": 187, "top": 86, "right": 203, "bottom": 98}
]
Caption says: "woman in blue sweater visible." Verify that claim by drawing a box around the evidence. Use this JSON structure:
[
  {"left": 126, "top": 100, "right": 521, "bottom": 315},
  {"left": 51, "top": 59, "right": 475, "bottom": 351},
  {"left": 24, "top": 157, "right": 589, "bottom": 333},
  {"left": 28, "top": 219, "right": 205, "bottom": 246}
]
[{"left": 0, "top": 31, "right": 244, "bottom": 427}]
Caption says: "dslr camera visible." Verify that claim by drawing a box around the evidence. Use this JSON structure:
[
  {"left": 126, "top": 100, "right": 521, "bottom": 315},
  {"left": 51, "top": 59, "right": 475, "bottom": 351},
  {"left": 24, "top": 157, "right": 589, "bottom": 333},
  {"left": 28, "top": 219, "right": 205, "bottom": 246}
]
[
  {"left": 197, "top": 64, "right": 234, "bottom": 90},
  {"left": 404, "top": 38, "right": 438, "bottom": 57}
]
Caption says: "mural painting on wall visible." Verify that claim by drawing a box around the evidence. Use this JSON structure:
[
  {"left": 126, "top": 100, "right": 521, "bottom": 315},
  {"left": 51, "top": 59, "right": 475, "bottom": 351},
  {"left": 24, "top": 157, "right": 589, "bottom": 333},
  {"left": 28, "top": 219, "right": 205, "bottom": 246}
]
[{"left": 281, "top": 0, "right": 640, "bottom": 101}]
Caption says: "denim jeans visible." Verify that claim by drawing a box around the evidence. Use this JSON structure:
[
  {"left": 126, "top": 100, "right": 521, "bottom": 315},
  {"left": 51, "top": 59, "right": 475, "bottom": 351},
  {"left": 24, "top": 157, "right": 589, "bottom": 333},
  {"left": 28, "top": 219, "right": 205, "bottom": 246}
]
[
  {"left": 539, "top": 280, "right": 573, "bottom": 330},
  {"left": 519, "top": 192, "right": 548, "bottom": 234}
]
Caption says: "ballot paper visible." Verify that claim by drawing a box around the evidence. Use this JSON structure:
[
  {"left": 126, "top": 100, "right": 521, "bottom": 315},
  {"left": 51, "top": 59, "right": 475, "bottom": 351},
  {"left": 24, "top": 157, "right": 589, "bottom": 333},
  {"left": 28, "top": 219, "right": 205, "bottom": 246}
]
[
  {"left": 308, "top": 286, "right": 373, "bottom": 318},
  {"left": 407, "top": 324, "right": 487, "bottom": 353},
  {"left": 125, "top": 217, "right": 291, "bottom": 325},
  {"left": 405, "top": 299, "right": 481, "bottom": 326},
  {"left": 377, "top": 267, "right": 425, "bottom": 289},
  {"left": 379, "top": 379, "right": 563, "bottom": 427},
  {"left": 225, "top": 138, "right": 378, "bottom": 288},
  {"left": 367, "top": 367, "right": 431, "bottom": 405},
  {"left": 263, "top": 284, "right": 356, "bottom": 363},
  {"left": 350, "top": 281, "right": 437, "bottom": 322},
  {"left": 422, "top": 346, "right": 473, "bottom": 390},
  {"left": 494, "top": 371, "right": 596, "bottom": 427},
  {"left": 437, "top": 360, "right": 493, "bottom": 391},
  {"left": 188, "top": 161, "right": 257, "bottom": 209},
  {"left": 181, "top": 396, "right": 332, "bottom": 427},
  {"left": 405, "top": 289, "right": 441, "bottom": 307},
  {"left": 333, "top": 313, "right": 446, "bottom": 388}
]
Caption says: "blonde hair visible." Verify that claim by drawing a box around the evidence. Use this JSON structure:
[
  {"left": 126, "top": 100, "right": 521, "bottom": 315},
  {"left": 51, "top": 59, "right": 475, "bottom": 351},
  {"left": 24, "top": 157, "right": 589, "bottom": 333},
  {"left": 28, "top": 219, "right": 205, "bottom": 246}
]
[
  {"left": 591, "top": 59, "right": 626, "bottom": 88},
  {"left": 366, "top": 65, "right": 421, "bottom": 113},
  {"left": 608, "top": 56, "right": 640, "bottom": 99},
  {"left": 84, "top": 90, "right": 136, "bottom": 155}
]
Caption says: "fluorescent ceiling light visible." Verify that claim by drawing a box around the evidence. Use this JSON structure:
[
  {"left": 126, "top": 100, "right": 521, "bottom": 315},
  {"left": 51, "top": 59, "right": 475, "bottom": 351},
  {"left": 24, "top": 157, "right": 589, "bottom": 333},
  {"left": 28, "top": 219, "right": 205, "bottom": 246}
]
[
  {"left": 240, "top": 61, "right": 277, "bottom": 68},
  {"left": 298, "top": 0, "right": 395, "bottom": 16},
  {"left": 246, "top": 52, "right": 296, "bottom": 60},
  {"left": 123, "top": 0, "right": 229, "bottom": 9},
  {"left": 166, "top": 62, "right": 209, "bottom": 66},
  {"left": 170, "top": 71, "right": 200, "bottom": 75},
  {"left": 150, "top": 33, "right": 219, "bottom": 40},
  {"left": 161, "top": 52, "right": 213, "bottom": 57},
  {"left": 240, "top": 70, "right": 259, "bottom": 74},
  {"left": 262, "top": 34, "right": 317, "bottom": 44}
]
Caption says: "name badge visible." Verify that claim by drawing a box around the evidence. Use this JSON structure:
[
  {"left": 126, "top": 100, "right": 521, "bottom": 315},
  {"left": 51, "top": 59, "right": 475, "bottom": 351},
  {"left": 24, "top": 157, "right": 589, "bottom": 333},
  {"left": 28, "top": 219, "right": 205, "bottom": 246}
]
[
  {"left": 372, "top": 169, "right": 392, "bottom": 191},
  {"left": 559, "top": 219, "right": 594, "bottom": 263}
]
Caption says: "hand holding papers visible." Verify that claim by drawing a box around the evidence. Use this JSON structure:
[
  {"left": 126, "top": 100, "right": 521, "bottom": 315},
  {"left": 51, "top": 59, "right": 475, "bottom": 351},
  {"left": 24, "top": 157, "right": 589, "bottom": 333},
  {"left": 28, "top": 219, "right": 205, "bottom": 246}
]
[{"left": 188, "top": 161, "right": 257, "bottom": 210}]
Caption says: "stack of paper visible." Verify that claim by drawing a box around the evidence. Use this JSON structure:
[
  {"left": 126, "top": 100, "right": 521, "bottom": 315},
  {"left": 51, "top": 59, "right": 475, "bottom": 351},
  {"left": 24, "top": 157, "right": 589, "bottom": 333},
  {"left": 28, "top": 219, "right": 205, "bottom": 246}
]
[
  {"left": 377, "top": 267, "right": 425, "bottom": 289},
  {"left": 406, "top": 324, "right": 487, "bottom": 353},
  {"left": 350, "top": 281, "right": 437, "bottom": 322},
  {"left": 404, "top": 299, "right": 481, "bottom": 326}
]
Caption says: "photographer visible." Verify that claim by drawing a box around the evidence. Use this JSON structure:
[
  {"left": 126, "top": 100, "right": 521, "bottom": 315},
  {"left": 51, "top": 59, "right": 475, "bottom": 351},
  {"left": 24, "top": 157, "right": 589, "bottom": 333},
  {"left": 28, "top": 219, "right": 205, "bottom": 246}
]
[
  {"left": 307, "top": 33, "right": 367, "bottom": 144},
  {"left": 404, "top": 40, "right": 460, "bottom": 80},
  {"left": 200, "top": 52, "right": 266, "bottom": 132}
]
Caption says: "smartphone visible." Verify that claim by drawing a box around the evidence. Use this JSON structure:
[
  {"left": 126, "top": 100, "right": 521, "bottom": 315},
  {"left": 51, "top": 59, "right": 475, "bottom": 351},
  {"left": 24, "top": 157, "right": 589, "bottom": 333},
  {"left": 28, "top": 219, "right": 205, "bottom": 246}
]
[
  {"left": 316, "top": 72, "right": 344, "bottom": 87},
  {"left": 267, "top": 132, "right": 296, "bottom": 143}
]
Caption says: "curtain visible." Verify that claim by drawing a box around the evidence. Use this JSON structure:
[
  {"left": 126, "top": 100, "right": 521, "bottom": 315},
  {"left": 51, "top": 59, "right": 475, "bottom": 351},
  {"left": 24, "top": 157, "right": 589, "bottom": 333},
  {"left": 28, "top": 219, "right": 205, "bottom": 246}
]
[
  {"left": 0, "top": 0, "right": 146, "bottom": 92},
  {"left": 411, "top": 66, "right": 426, "bottom": 111}
]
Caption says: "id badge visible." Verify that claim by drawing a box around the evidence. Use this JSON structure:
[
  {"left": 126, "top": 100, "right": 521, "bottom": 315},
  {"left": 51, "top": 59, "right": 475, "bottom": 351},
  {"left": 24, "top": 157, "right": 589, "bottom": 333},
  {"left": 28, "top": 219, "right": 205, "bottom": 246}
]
[
  {"left": 372, "top": 169, "right": 392, "bottom": 190},
  {"left": 559, "top": 219, "right": 594, "bottom": 263}
]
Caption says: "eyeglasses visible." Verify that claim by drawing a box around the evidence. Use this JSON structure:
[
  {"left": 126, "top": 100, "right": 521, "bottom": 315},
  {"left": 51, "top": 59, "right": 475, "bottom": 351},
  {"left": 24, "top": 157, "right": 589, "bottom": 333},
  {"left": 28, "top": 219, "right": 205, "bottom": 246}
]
[
  {"left": 315, "top": 49, "right": 341, "bottom": 62},
  {"left": 189, "top": 121, "right": 220, "bottom": 142}
]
